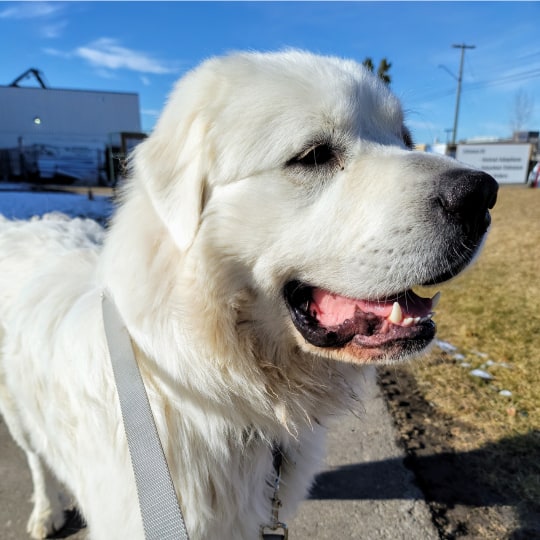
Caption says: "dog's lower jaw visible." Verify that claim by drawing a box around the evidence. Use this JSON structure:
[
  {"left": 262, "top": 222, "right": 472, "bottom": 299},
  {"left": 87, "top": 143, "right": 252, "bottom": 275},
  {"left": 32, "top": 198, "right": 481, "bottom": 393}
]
[{"left": 290, "top": 328, "right": 433, "bottom": 366}]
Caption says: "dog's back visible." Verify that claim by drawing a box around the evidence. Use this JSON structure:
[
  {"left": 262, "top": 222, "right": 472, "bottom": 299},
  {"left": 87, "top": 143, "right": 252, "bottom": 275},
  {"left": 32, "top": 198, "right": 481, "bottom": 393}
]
[
  {"left": 0, "top": 213, "right": 103, "bottom": 316},
  {"left": 0, "top": 213, "right": 119, "bottom": 539}
]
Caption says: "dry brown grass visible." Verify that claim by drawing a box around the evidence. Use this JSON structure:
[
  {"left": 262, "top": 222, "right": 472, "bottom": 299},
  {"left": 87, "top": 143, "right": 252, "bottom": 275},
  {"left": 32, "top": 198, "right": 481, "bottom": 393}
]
[
  {"left": 405, "top": 185, "right": 540, "bottom": 512},
  {"left": 412, "top": 185, "right": 540, "bottom": 447}
]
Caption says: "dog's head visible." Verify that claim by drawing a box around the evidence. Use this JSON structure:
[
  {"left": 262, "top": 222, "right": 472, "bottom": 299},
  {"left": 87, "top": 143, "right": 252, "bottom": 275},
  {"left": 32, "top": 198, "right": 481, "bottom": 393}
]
[{"left": 133, "top": 50, "right": 497, "bottom": 365}]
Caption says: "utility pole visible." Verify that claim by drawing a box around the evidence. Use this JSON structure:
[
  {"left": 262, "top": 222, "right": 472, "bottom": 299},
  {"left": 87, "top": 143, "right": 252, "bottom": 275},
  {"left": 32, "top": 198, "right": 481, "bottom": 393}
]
[{"left": 451, "top": 43, "right": 475, "bottom": 145}]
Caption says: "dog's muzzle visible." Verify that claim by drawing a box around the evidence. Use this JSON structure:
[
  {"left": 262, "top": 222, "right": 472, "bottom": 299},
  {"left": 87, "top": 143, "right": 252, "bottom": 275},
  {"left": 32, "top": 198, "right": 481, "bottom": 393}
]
[{"left": 283, "top": 166, "right": 498, "bottom": 362}]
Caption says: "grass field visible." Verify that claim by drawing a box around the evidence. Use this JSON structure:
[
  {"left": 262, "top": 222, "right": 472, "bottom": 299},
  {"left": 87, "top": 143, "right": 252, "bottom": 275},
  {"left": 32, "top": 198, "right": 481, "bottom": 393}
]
[{"left": 410, "top": 184, "right": 540, "bottom": 506}]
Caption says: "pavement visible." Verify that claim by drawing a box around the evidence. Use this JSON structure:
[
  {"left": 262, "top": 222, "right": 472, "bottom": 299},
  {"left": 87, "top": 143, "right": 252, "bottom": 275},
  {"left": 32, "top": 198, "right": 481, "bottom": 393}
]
[
  {"left": 291, "top": 373, "right": 438, "bottom": 539},
  {"left": 0, "top": 372, "right": 438, "bottom": 540}
]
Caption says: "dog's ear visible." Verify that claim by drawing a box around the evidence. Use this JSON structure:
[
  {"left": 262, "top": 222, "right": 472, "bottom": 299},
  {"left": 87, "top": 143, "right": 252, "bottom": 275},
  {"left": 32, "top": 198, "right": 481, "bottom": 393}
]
[{"left": 133, "top": 70, "right": 215, "bottom": 251}]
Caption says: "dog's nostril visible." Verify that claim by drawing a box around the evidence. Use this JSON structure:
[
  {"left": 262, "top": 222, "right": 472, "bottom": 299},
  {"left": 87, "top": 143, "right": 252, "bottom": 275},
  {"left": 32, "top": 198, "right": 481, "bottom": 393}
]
[{"left": 437, "top": 168, "right": 498, "bottom": 239}]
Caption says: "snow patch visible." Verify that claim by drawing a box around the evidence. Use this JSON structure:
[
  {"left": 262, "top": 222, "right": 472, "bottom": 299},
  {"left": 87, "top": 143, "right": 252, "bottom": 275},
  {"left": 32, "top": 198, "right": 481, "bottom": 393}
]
[{"left": 0, "top": 190, "right": 113, "bottom": 222}]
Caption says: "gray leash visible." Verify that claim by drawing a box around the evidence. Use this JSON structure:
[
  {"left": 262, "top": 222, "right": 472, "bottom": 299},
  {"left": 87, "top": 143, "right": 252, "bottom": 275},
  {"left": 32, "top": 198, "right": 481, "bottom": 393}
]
[{"left": 102, "top": 292, "right": 190, "bottom": 540}]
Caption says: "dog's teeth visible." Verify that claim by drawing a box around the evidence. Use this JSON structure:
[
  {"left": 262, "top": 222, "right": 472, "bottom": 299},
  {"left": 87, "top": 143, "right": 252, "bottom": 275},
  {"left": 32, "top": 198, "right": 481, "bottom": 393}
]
[
  {"left": 402, "top": 317, "right": 414, "bottom": 327},
  {"left": 412, "top": 317, "right": 421, "bottom": 324},
  {"left": 431, "top": 291, "right": 441, "bottom": 309},
  {"left": 388, "top": 301, "right": 403, "bottom": 324}
]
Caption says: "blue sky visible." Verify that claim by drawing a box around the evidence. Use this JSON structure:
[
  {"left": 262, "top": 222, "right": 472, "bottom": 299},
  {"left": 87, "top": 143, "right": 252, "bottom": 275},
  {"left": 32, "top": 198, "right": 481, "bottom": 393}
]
[{"left": 1, "top": 1, "right": 539, "bottom": 144}]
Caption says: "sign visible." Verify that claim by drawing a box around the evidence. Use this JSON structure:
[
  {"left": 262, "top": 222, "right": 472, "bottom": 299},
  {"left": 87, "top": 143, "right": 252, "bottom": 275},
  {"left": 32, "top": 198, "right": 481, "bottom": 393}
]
[{"left": 456, "top": 143, "right": 532, "bottom": 184}]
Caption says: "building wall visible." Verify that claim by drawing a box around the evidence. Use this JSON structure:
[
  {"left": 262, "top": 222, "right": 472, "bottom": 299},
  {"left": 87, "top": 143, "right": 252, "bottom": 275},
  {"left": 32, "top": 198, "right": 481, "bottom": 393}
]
[{"left": 0, "top": 86, "right": 141, "bottom": 148}]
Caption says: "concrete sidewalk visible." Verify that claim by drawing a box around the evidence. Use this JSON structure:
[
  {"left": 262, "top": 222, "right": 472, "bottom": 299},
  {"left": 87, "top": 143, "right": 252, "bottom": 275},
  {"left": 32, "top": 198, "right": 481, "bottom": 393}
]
[
  {"left": 0, "top": 375, "right": 438, "bottom": 539},
  {"left": 291, "top": 376, "right": 438, "bottom": 539}
]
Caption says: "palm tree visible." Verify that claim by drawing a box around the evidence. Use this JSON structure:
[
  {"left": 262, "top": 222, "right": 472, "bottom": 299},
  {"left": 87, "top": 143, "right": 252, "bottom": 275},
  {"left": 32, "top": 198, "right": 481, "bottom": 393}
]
[{"left": 362, "top": 57, "right": 392, "bottom": 86}]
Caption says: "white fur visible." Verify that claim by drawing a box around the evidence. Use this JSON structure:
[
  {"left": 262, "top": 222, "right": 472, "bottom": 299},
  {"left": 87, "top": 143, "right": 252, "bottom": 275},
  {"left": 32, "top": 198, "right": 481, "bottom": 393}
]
[{"left": 0, "top": 51, "right": 480, "bottom": 539}]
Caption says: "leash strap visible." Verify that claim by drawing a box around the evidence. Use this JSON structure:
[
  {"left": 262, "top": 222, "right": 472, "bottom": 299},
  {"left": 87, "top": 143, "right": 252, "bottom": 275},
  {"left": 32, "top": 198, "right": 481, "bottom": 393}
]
[{"left": 102, "top": 293, "right": 190, "bottom": 540}]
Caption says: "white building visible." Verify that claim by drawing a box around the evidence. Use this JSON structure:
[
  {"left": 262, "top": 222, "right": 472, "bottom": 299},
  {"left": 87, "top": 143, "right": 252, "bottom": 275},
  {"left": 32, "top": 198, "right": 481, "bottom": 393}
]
[{"left": 0, "top": 83, "right": 141, "bottom": 185}]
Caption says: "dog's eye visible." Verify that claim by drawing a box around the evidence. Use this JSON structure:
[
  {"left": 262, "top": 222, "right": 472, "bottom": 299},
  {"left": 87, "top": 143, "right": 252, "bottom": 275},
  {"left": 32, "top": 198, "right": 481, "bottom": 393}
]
[{"left": 289, "top": 144, "right": 337, "bottom": 168}]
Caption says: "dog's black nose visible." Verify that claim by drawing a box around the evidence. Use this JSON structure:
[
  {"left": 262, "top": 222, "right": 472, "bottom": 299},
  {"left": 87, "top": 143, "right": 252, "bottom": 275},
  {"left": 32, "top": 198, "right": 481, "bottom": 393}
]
[{"left": 437, "top": 168, "right": 498, "bottom": 242}]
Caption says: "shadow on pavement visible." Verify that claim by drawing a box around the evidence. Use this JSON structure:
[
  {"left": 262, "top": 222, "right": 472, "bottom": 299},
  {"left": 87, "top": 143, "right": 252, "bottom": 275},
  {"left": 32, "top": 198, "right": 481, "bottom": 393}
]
[{"left": 310, "top": 431, "right": 540, "bottom": 539}]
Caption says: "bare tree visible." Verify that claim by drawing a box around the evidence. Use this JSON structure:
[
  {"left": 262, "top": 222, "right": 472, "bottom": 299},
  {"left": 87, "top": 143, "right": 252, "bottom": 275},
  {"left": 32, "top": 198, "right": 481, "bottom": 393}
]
[{"left": 510, "top": 89, "right": 535, "bottom": 137}]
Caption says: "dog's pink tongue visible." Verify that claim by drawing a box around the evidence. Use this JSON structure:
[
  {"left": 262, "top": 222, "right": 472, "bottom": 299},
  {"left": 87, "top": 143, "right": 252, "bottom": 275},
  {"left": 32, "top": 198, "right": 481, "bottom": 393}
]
[
  {"left": 311, "top": 289, "right": 392, "bottom": 326},
  {"left": 311, "top": 288, "right": 431, "bottom": 327}
]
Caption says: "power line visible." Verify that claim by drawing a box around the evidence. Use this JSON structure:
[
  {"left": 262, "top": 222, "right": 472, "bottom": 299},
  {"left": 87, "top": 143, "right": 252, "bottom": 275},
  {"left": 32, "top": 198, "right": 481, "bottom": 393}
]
[
  {"left": 466, "top": 54, "right": 540, "bottom": 80},
  {"left": 413, "top": 66, "right": 540, "bottom": 104},
  {"left": 465, "top": 68, "right": 540, "bottom": 91}
]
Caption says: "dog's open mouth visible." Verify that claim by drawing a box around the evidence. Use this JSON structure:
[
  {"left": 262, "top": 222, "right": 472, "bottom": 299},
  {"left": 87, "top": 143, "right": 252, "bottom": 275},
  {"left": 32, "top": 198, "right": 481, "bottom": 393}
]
[{"left": 284, "top": 280, "right": 439, "bottom": 353}]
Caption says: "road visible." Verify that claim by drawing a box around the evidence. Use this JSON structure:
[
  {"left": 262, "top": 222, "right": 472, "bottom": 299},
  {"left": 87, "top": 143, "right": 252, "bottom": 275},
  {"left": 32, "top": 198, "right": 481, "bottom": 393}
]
[{"left": 0, "top": 371, "right": 437, "bottom": 539}]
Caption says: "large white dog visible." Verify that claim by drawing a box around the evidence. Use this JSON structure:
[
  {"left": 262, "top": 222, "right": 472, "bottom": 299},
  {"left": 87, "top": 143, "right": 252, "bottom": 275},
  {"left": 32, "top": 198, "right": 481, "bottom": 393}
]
[{"left": 0, "top": 51, "right": 497, "bottom": 539}]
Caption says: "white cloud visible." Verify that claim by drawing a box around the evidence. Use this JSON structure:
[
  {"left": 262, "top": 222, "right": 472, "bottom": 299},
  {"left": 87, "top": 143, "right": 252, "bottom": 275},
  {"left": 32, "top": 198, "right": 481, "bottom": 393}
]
[
  {"left": 142, "top": 109, "right": 160, "bottom": 118},
  {"left": 0, "top": 2, "right": 61, "bottom": 19},
  {"left": 75, "top": 38, "right": 178, "bottom": 75},
  {"left": 407, "top": 119, "right": 441, "bottom": 132},
  {"left": 41, "top": 20, "right": 67, "bottom": 39},
  {"left": 43, "top": 47, "right": 72, "bottom": 59},
  {"left": 0, "top": 2, "right": 67, "bottom": 39},
  {"left": 95, "top": 68, "right": 118, "bottom": 80}
]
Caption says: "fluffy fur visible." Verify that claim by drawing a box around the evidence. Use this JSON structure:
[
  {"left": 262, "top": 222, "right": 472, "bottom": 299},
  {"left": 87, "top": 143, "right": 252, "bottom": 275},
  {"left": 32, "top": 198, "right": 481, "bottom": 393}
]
[{"left": 0, "top": 51, "right": 495, "bottom": 539}]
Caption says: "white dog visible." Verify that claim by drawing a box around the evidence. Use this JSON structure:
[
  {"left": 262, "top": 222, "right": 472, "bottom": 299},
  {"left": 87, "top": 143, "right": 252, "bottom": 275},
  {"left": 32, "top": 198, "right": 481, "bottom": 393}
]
[{"left": 0, "top": 50, "right": 497, "bottom": 539}]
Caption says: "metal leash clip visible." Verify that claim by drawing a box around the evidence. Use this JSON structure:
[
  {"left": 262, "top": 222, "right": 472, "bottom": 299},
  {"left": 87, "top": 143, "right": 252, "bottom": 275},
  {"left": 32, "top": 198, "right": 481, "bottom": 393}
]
[
  {"left": 261, "top": 447, "right": 288, "bottom": 539},
  {"left": 260, "top": 523, "right": 288, "bottom": 539}
]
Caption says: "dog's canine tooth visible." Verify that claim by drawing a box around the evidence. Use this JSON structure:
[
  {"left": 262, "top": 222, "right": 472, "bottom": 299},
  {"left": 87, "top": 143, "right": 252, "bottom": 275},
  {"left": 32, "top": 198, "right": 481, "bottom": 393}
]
[
  {"left": 431, "top": 291, "right": 441, "bottom": 309},
  {"left": 388, "top": 301, "right": 403, "bottom": 324}
]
